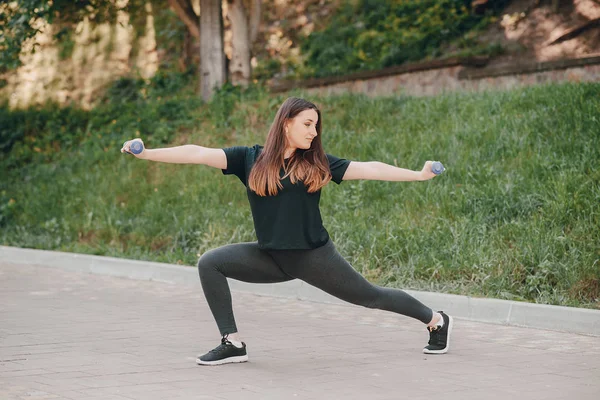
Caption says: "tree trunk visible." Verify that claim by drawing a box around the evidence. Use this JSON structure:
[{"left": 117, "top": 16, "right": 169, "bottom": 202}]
[
  {"left": 227, "top": 0, "right": 251, "bottom": 86},
  {"left": 200, "top": 0, "right": 225, "bottom": 101},
  {"left": 249, "top": 0, "right": 261, "bottom": 44}
]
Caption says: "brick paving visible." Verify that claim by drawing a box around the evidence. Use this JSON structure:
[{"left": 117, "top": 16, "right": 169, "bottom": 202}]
[{"left": 1, "top": 262, "right": 599, "bottom": 400}]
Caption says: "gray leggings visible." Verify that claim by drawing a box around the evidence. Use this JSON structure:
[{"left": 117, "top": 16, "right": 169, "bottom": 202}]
[{"left": 197, "top": 239, "right": 434, "bottom": 335}]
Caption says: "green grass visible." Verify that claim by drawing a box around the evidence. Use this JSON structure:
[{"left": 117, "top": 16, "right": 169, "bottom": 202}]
[{"left": 1, "top": 82, "right": 599, "bottom": 308}]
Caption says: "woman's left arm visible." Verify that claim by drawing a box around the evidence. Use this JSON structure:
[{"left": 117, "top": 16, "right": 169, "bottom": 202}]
[{"left": 342, "top": 161, "right": 437, "bottom": 182}]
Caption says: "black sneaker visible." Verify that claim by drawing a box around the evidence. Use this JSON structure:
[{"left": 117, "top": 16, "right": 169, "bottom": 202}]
[
  {"left": 196, "top": 336, "right": 248, "bottom": 366},
  {"left": 423, "top": 311, "right": 453, "bottom": 354}
]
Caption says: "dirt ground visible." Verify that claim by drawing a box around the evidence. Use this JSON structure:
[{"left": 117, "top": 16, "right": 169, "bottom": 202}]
[{"left": 481, "top": 0, "right": 600, "bottom": 66}]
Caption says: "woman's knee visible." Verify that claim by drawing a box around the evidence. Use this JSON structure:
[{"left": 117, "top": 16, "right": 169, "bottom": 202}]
[
  {"left": 197, "top": 248, "right": 224, "bottom": 276},
  {"left": 358, "top": 283, "right": 393, "bottom": 309}
]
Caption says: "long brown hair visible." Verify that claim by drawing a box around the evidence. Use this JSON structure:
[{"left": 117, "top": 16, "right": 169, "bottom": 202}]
[{"left": 248, "top": 97, "right": 331, "bottom": 196}]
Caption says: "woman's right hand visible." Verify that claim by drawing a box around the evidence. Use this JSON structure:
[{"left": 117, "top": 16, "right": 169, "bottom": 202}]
[{"left": 121, "top": 138, "right": 145, "bottom": 158}]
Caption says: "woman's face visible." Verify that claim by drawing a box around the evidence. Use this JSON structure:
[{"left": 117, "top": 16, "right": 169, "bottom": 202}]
[{"left": 285, "top": 108, "right": 319, "bottom": 153}]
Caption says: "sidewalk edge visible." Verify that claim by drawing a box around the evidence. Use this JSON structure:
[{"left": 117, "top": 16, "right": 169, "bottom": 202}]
[{"left": 2, "top": 245, "right": 598, "bottom": 336}]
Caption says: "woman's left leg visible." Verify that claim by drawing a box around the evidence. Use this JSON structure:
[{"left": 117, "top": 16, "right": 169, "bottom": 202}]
[
  {"left": 269, "top": 239, "right": 453, "bottom": 354},
  {"left": 269, "top": 239, "right": 433, "bottom": 324}
]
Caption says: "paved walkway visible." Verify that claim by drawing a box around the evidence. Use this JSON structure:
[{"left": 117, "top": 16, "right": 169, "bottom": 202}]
[{"left": 1, "top": 263, "right": 599, "bottom": 400}]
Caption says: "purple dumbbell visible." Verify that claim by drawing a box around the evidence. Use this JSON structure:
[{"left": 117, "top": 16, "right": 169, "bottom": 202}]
[
  {"left": 125, "top": 140, "right": 144, "bottom": 155},
  {"left": 432, "top": 161, "right": 445, "bottom": 175}
]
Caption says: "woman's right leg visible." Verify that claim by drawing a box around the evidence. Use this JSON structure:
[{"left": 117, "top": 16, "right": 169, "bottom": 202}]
[{"left": 197, "top": 242, "right": 294, "bottom": 336}]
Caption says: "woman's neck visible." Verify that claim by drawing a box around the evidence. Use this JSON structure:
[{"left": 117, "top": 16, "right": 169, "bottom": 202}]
[{"left": 284, "top": 148, "right": 295, "bottom": 159}]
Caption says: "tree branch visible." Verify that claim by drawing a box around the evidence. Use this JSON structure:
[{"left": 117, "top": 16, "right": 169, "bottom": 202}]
[
  {"left": 167, "top": 0, "right": 200, "bottom": 39},
  {"left": 546, "top": 18, "right": 600, "bottom": 46}
]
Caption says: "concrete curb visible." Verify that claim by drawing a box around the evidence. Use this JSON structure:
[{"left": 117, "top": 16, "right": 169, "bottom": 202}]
[{"left": 2, "top": 245, "right": 599, "bottom": 337}]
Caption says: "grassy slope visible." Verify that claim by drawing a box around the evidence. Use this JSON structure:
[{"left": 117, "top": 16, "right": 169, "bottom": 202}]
[{"left": 2, "top": 82, "right": 599, "bottom": 308}]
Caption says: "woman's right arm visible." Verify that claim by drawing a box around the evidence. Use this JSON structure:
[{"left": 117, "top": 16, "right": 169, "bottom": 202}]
[{"left": 121, "top": 140, "right": 226, "bottom": 169}]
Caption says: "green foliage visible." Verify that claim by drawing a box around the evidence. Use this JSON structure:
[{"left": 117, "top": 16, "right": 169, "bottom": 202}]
[
  {"left": 1, "top": 82, "right": 600, "bottom": 308},
  {"left": 104, "top": 68, "right": 197, "bottom": 104},
  {"left": 299, "top": 0, "right": 508, "bottom": 78},
  {"left": 0, "top": 103, "right": 90, "bottom": 168},
  {"left": 0, "top": 0, "right": 147, "bottom": 73},
  {"left": 253, "top": 58, "right": 283, "bottom": 82},
  {"left": 148, "top": 68, "right": 197, "bottom": 98},
  {"left": 150, "top": 0, "right": 189, "bottom": 71},
  {"left": 55, "top": 27, "right": 76, "bottom": 60},
  {"left": 104, "top": 77, "right": 146, "bottom": 104},
  {"left": 0, "top": 1, "right": 51, "bottom": 72},
  {"left": 0, "top": 71, "right": 201, "bottom": 171}
]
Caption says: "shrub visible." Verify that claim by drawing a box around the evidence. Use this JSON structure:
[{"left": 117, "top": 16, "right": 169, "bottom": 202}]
[{"left": 299, "top": 0, "right": 507, "bottom": 78}]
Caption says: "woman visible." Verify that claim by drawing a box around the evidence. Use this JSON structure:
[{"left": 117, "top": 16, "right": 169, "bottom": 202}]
[{"left": 121, "top": 97, "right": 453, "bottom": 366}]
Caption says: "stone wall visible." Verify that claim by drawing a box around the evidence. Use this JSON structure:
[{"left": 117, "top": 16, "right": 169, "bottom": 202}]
[
  {"left": 458, "top": 62, "right": 600, "bottom": 94},
  {"left": 1, "top": 4, "right": 158, "bottom": 110},
  {"left": 271, "top": 55, "right": 600, "bottom": 97},
  {"left": 306, "top": 65, "right": 465, "bottom": 97}
]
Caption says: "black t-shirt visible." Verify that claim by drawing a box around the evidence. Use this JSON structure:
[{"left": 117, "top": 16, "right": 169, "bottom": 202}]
[{"left": 222, "top": 144, "right": 351, "bottom": 250}]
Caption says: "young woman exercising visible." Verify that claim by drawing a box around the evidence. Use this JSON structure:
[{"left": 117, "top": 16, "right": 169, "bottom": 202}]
[{"left": 121, "top": 97, "right": 453, "bottom": 366}]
